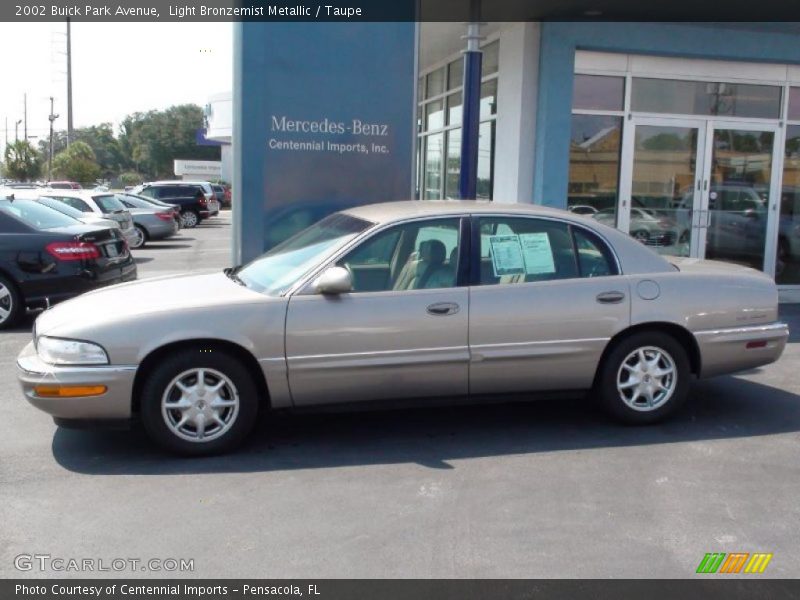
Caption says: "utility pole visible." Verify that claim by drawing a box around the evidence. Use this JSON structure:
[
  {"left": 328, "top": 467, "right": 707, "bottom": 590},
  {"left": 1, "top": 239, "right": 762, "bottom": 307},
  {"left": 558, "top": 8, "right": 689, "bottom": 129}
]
[
  {"left": 23, "top": 93, "right": 27, "bottom": 141},
  {"left": 15, "top": 119, "right": 22, "bottom": 142},
  {"left": 48, "top": 97, "right": 59, "bottom": 182},
  {"left": 66, "top": 18, "right": 73, "bottom": 146}
]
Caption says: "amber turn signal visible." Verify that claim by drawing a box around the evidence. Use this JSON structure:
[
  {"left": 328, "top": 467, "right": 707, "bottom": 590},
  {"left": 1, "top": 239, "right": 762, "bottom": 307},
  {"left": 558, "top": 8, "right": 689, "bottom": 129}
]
[{"left": 34, "top": 385, "right": 108, "bottom": 398}]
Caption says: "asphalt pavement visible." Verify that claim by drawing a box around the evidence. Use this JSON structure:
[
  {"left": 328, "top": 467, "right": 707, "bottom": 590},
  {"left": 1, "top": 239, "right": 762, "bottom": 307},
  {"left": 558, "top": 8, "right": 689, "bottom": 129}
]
[{"left": 1, "top": 210, "right": 799, "bottom": 578}]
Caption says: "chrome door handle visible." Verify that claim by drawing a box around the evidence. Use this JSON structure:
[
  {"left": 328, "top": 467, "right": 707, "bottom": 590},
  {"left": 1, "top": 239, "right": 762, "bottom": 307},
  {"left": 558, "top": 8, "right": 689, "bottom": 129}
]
[
  {"left": 427, "top": 302, "right": 460, "bottom": 316},
  {"left": 596, "top": 291, "right": 625, "bottom": 304}
]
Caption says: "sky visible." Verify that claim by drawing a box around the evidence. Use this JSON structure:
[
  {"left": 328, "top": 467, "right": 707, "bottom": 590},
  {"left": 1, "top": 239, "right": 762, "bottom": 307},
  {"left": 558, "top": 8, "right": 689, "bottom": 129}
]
[{"left": 0, "top": 22, "right": 232, "bottom": 155}]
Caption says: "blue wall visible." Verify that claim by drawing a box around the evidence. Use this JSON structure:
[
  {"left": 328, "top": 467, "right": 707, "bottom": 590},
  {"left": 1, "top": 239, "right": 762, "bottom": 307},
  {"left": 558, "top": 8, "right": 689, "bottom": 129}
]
[
  {"left": 534, "top": 22, "right": 800, "bottom": 208},
  {"left": 233, "top": 22, "right": 417, "bottom": 263}
]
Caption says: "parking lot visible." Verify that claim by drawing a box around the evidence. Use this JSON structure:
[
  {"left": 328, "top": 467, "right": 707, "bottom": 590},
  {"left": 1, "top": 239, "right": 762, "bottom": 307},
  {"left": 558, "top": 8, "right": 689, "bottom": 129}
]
[{"left": 1, "top": 209, "right": 799, "bottom": 579}]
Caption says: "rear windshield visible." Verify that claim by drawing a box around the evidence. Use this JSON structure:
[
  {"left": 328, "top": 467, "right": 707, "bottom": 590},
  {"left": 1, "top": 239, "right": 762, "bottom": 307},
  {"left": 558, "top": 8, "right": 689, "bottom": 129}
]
[
  {"left": 0, "top": 200, "right": 79, "bottom": 230},
  {"left": 93, "top": 194, "right": 126, "bottom": 213},
  {"left": 36, "top": 197, "right": 85, "bottom": 219}
]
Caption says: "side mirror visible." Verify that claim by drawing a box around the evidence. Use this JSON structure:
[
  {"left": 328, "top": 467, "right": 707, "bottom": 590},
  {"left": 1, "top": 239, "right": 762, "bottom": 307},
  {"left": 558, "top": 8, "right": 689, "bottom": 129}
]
[{"left": 314, "top": 266, "right": 352, "bottom": 295}]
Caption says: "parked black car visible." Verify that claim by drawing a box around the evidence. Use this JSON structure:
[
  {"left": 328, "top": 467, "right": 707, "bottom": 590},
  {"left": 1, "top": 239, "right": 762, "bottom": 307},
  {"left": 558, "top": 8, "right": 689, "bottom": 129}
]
[
  {"left": 0, "top": 197, "right": 136, "bottom": 329},
  {"left": 132, "top": 182, "right": 219, "bottom": 228}
]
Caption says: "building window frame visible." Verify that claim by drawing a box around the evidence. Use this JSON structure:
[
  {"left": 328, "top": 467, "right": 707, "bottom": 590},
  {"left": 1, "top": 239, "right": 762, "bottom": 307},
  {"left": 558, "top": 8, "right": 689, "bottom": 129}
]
[{"left": 417, "top": 37, "right": 500, "bottom": 200}]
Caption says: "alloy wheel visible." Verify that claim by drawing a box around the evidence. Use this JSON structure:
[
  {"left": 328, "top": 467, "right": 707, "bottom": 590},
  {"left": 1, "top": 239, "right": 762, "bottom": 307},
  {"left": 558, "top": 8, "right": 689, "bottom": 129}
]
[
  {"left": 161, "top": 368, "right": 240, "bottom": 442},
  {"left": 0, "top": 282, "right": 12, "bottom": 325},
  {"left": 182, "top": 212, "right": 199, "bottom": 228},
  {"left": 616, "top": 346, "right": 677, "bottom": 411},
  {"left": 130, "top": 227, "right": 145, "bottom": 249}
]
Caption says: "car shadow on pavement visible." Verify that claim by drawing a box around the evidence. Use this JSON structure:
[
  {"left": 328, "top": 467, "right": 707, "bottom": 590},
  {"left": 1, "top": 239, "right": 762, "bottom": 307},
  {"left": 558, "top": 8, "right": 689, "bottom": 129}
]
[
  {"left": 133, "top": 257, "right": 154, "bottom": 264},
  {"left": 137, "top": 243, "right": 193, "bottom": 250},
  {"left": 51, "top": 373, "right": 800, "bottom": 476}
]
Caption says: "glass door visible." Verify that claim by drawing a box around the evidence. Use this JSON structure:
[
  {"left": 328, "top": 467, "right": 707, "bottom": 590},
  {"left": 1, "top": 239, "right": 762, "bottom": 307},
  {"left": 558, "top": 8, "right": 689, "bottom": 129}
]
[
  {"left": 701, "top": 123, "right": 781, "bottom": 273},
  {"left": 619, "top": 117, "right": 706, "bottom": 257}
]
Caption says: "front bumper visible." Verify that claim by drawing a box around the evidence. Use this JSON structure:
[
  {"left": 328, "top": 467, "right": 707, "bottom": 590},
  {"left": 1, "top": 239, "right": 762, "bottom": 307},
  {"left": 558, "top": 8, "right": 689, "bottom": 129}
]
[
  {"left": 17, "top": 342, "right": 136, "bottom": 421},
  {"left": 695, "top": 322, "right": 790, "bottom": 378}
]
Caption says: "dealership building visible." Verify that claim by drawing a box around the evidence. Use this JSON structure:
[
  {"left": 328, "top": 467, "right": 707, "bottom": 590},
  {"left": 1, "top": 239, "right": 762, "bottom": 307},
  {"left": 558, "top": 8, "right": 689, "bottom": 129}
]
[{"left": 210, "top": 22, "right": 800, "bottom": 301}]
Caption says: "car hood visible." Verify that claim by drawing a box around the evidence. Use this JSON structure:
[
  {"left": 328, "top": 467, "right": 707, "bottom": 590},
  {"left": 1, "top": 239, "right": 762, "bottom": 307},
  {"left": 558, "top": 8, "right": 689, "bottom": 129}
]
[{"left": 35, "top": 271, "right": 267, "bottom": 336}]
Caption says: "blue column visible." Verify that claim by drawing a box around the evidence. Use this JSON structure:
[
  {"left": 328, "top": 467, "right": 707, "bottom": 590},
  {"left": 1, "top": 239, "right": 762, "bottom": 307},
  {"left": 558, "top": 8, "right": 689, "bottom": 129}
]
[{"left": 458, "top": 23, "right": 482, "bottom": 200}]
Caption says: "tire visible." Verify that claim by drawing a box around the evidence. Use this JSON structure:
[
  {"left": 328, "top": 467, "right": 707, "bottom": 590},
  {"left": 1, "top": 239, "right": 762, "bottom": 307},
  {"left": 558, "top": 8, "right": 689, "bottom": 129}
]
[
  {"left": 139, "top": 348, "right": 260, "bottom": 455},
  {"left": 631, "top": 230, "right": 650, "bottom": 243},
  {"left": 181, "top": 210, "right": 199, "bottom": 228},
  {"left": 0, "top": 274, "right": 22, "bottom": 331},
  {"left": 595, "top": 331, "right": 691, "bottom": 424},
  {"left": 129, "top": 225, "right": 147, "bottom": 249}
]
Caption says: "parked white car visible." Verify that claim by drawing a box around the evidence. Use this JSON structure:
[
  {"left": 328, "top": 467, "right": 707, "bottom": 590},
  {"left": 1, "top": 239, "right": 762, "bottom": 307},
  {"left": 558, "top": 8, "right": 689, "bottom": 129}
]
[{"left": 40, "top": 190, "right": 138, "bottom": 248}]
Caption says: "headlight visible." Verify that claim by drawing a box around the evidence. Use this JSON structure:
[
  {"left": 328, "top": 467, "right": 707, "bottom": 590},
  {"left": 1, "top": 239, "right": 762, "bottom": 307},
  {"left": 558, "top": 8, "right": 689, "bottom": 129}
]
[{"left": 36, "top": 336, "right": 109, "bottom": 365}]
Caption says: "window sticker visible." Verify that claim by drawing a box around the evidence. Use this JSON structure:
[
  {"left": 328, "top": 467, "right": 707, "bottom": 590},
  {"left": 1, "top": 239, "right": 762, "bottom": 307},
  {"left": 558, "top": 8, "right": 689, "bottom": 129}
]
[
  {"left": 489, "top": 235, "right": 525, "bottom": 276},
  {"left": 519, "top": 232, "right": 556, "bottom": 275}
]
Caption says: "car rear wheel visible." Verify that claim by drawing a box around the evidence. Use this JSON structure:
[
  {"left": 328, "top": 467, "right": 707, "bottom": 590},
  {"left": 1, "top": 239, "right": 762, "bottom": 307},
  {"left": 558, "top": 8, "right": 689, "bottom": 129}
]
[
  {"left": 0, "top": 275, "right": 22, "bottom": 330},
  {"left": 140, "top": 349, "right": 259, "bottom": 455},
  {"left": 181, "top": 210, "right": 199, "bottom": 228},
  {"left": 129, "top": 225, "right": 147, "bottom": 249},
  {"left": 596, "top": 331, "right": 690, "bottom": 424}
]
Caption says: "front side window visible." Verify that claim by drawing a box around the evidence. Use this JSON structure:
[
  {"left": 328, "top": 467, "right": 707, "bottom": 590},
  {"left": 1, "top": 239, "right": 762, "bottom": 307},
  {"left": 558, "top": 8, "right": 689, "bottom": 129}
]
[
  {"left": 237, "top": 213, "right": 372, "bottom": 296},
  {"left": 477, "top": 217, "right": 617, "bottom": 285},
  {"left": 338, "top": 218, "right": 461, "bottom": 292}
]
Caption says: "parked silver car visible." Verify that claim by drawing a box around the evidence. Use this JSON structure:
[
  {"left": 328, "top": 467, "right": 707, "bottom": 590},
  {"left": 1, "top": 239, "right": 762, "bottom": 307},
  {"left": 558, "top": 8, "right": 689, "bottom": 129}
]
[
  {"left": 114, "top": 194, "right": 179, "bottom": 249},
  {"left": 17, "top": 201, "right": 788, "bottom": 455}
]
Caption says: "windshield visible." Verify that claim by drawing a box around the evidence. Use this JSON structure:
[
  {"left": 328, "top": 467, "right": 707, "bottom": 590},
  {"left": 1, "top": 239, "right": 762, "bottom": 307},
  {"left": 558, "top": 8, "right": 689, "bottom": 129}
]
[
  {"left": 0, "top": 199, "right": 80, "bottom": 229},
  {"left": 237, "top": 212, "right": 372, "bottom": 295}
]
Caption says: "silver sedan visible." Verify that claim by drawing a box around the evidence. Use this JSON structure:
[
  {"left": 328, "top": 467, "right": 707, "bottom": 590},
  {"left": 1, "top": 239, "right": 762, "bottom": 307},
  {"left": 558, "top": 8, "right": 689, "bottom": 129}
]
[{"left": 17, "top": 201, "right": 789, "bottom": 455}]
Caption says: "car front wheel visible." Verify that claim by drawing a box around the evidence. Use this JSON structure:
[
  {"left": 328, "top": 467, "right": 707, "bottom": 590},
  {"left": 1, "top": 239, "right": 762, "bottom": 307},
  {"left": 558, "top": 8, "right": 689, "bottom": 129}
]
[
  {"left": 596, "top": 331, "right": 690, "bottom": 424},
  {"left": 140, "top": 349, "right": 259, "bottom": 455}
]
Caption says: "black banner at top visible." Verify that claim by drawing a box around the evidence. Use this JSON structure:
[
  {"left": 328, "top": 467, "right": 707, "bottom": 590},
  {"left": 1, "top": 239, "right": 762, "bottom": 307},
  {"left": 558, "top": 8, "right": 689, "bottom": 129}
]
[{"left": 6, "top": 0, "right": 800, "bottom": 22}]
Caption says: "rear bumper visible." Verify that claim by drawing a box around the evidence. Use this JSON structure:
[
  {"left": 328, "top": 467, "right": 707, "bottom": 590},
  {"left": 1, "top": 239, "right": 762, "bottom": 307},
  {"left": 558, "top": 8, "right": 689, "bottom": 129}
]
[
  {"left": 121, "top": 228, "right": 138, "bottom": 246},
  {"left": 145, "top": 219, "right": 178, "bottom": 239},
  {"left": 17, "top": 342, "right": 136, "bottom": 421},
  {"left": 695, "top": 322, "right": 790, "bottom": 378}
]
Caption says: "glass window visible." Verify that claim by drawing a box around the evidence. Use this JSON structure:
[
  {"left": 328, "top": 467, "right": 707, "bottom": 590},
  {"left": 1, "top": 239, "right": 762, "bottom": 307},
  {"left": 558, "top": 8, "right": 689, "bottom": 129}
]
[
  {"left": 237, "top": 213, "right": 372, "bottom": 296},
  {"left": 777, "top": 124, "right": 800, "bottom": 284},
  {"left": 573, "top": 227, "right": 617, "bottom": 277},
  {"left": 573, "top": 75, "right": 625, "bottom": 111},
  {"left": 445, "top": 129, "right": 461, "bottom": 199},
  {"left": 0, "top": 199, "right": 80, "bottom": 230},
  {"left": 480, "top": 80, "right": 497, "bottom": 120},
  {"left": 338, "top": 218, "right": 461, "bottom": 292},
  {"left": 423, "top": 133, "right": 444, "bottom": 199},
  {"left": 568, "top": 115, "right": 622, "bottom": 218},
  {"left": 417, "top": 77, "right": 424, "bottom": 103},
  {"left": 477, "top": 121, "right": 495, "bottom": 200},
  {"left": 425, "top": 99, "right": 444, "bottom": 131},
  {"left": 447, "top": 58, "right": 463, "bottom": 90},
  {"left": 425, "top": 67, "right": 445, "bottom": 99},
  {"left": 789, "top": 88, "right": 800, "bottom": 121},
  {"left": 477, "top": 217, "right": 579, "bottom": 285},
  {"left": 92, "top": 194, "right": 126, "bottom": 213},
  {"left": 49, "top": 195, "right": 92, "bottom": 212},
  {"left": 447, "top": 93, "right": 462, "bottom": 126},
  {"left": 481, "top": 41, "right": 499, "bottom": 77},
  {"left": 631, "top": 78, "right": 782, "bottom": 119}
]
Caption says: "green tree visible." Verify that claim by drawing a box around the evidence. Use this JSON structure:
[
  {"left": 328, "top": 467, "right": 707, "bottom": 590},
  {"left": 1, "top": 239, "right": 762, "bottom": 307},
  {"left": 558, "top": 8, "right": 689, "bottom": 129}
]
[
  {"left": 51, "top": 141, "right": 101, "bottom": 185},
  {"left": 39, "top": 124, "right": 124, "bottom": 179},
  {"left": 118, "top": 104, "right": 219, "bottom": 179},
  {"left": 3, "top": 140, "right": 42, "bottom": 181}
]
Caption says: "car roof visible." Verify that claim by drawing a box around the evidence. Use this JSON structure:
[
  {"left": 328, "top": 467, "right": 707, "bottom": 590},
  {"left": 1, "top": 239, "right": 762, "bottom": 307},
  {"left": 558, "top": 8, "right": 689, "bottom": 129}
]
[{"left": 340, "top": 200, "right": 577, "bottom": 225}]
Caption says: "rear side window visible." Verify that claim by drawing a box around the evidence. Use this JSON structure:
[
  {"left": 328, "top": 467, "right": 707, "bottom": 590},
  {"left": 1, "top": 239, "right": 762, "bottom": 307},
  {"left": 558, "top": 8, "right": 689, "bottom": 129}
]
[
  {"left": 476, "top": 217, "right": 618, "bottom": 285},
  {"left": 573, "top": 227, "right": 618, "bottom": 278},
  {"left": 0, "top": 200, "right": 78, "bottom": 230}
]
